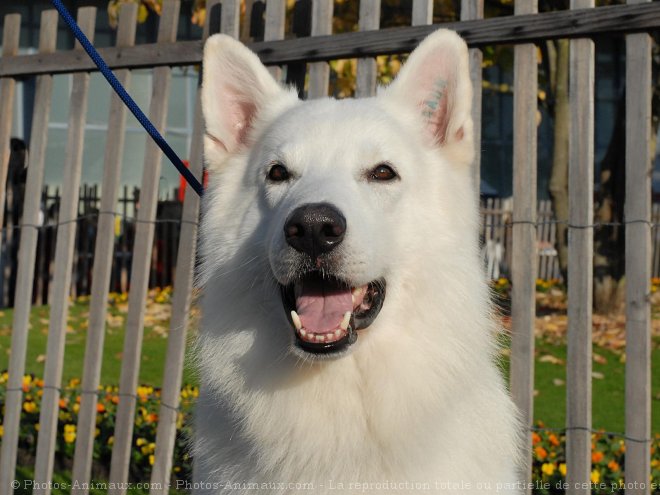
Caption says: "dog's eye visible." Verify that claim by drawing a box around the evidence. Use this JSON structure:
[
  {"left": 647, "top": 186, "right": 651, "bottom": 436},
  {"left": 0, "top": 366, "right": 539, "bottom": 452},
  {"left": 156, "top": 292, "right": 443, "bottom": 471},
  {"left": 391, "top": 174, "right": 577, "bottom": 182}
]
[
  {"left": 369, "top": 163, "right": 398, "bottom": 182},
  {"left": 267, "top": 163, "right": 290, "bottom": 182}
]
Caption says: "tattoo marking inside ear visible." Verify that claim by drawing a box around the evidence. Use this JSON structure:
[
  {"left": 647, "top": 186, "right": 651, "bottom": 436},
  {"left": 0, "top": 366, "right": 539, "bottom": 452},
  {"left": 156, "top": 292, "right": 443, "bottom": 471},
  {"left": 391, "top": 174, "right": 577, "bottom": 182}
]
[{"left": 421, "top": 79, "right": 447, "bottom": 119}]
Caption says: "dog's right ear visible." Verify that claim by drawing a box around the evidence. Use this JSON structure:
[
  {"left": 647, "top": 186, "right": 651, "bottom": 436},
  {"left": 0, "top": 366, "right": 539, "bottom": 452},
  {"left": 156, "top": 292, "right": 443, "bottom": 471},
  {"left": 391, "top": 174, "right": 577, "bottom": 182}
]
[
  {"left": 202, "top": 34, "right": 293, "bottom": 159},
  {"left": 381, "top": 29, "right": 473, "bottom": 162}
]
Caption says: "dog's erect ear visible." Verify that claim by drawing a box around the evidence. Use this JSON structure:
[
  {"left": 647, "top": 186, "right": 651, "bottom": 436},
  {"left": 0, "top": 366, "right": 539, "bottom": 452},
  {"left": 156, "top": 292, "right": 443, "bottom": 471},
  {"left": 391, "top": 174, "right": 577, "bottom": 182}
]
[
  {"left": 383, "top": 29, "right": 472, "bottom": 150},
  {"left": 202, "top": 34, "right": 291, "bottom": 155}
]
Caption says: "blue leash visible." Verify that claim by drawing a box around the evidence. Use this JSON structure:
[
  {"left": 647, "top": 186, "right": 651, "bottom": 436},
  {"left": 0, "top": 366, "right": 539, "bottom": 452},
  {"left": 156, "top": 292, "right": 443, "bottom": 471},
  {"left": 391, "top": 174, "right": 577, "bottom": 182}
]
[{"left": 50, "top": 0, "right": 204, "bottom": 197}]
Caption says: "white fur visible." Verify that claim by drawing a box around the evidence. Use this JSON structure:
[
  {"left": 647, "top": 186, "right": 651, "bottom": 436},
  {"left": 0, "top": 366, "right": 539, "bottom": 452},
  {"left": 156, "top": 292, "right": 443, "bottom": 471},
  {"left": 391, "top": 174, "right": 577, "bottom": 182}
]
[{"left": 194, "top": 30, "right": 523, "bottom": 494}]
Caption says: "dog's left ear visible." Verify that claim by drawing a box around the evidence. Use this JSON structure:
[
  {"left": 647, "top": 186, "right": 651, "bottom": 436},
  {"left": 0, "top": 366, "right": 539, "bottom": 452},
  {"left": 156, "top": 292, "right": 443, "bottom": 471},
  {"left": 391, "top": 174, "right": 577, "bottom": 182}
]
[
  {"left": 202, "top": 34, "right": 295, "bottom": 158},
  {"left": 383, "top": 29, "right": 472, "bottom": 152}
]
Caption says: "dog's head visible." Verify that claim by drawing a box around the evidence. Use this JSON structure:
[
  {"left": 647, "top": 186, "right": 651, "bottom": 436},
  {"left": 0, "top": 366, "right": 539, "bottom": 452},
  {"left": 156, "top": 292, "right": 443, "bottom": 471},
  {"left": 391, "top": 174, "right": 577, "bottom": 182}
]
[{"left": 200, "top": 30, "right": 475, "bottom": 360}]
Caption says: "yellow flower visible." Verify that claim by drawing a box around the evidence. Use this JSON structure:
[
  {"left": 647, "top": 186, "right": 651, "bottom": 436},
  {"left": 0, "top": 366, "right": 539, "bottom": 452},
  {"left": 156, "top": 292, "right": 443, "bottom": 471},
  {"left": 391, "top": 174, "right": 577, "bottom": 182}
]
[
  {"left": 23, "top": 401, "right": 37, "bottom": 414},
  {"left": 0, "top": 425, "right": 3, "bottom": 437},
  {"left": 108, "top": 436, "right": 114, "bottom": 446},
  {"left": 140, "top": 441, "right": 155, "bottom": 455},
  {"left": 137, "top": 386, "right": 152, "bottom": 401},
  {"left": 73, "top": 403, "right": 80, "bottom": 414},
  {"left": 136, "top": 438, "right": 147, "bottom": 447},
  {"left": 95, "top": 428, "right": 100, "bottom": 438},
  {"left": 63, "top": 424, "right": 76, "bottom": 444},
  {"left": 591, "top": 470, "right": 600, "bottom": 484},
  {"left": 559, "top": 463, "right": 567, "bottom": 476},
  {"left": 149, "top": 454, "right": 155, "bottom": 466},
  {"left": 541, "top": 463, "right": 555, "bottom": 476}
]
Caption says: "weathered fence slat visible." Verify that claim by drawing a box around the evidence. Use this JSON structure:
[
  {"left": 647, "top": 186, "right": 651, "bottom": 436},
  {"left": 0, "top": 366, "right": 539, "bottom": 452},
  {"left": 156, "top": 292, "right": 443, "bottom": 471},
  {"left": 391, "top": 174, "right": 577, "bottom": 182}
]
[
  {"left": 411, "top": 0, "right": 432, "bottom": 26},
  {"left": 33, "top": 9, "right": 96, "bottom": 494},
  {"left": 624, "top": 0, "right": 653, "bottom": 490},
  {"left": 0, "top": 14, "right": 20, "bottom": 233},
  {"left": 509, "top": 3, "right": 538, "bottom": 492},
  {"left": 356, "top": 0, "right": 381, "bottom": 98},
  {"left": 108, "top": 2, "right": 180, "bottom": 492},
  {"left": 307, "top": 0, "right": 333, "bottom": 98},
  {"left": 149, "top": 0, "right": 223, "bottom": 491},
  {"left": 567, "top": 0, "right": 595, "bottom": 490},
  {"left": 264, "top": 0, "right": 286, "bottom": 81},
  {"left": 4, "top": 3, "right": 660, "bottom": 78},
  {"left": 71, "top": 5, "right": 138, "bottom": 493},
  {"left": 461, "top": 0, "right": 483, "bottom": 190},
  {"left": 220, "top": 0, "right": 240, "bottom": 40},
  {"left": 0, "top": 11, "right": 58, "bottom": 495}
]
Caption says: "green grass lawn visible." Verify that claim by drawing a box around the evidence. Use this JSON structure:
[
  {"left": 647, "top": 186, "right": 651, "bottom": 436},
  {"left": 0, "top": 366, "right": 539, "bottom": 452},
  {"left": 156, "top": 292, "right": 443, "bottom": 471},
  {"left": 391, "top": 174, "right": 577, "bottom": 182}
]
[
  {"left": 0, "top": 294, "right": 198, "bottom": 388},
  {"left": 521, "top": 338, "right": 660, "bottom": 434},
  {"left": 0, "top": 292, "right": 658, "bottom": 435}
]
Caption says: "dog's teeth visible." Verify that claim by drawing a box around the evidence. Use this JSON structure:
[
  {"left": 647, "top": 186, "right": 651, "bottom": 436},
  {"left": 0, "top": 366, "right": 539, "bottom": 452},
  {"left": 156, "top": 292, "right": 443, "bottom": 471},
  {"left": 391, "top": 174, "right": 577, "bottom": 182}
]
[
  {"left": 334, "top": 329, "right": 342, "bottom": 338},
  {"left": 291, "top": 310, "right": 302, "bottom": 330},
  {"left": 315, "top": 334, "right": 325, "bottom": 343},
  {"left": 340, "top": 311, "right": 351, "bottom": 331},
  {"left": 299, "top": 328, "right": 307, "bottom": 337}
]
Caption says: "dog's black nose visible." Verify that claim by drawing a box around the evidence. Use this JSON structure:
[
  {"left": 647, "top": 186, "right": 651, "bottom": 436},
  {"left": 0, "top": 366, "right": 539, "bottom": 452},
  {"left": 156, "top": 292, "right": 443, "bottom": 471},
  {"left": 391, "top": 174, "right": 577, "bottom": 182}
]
[{"left": 284, "top": 203, "right": 346, "bottom": 258}]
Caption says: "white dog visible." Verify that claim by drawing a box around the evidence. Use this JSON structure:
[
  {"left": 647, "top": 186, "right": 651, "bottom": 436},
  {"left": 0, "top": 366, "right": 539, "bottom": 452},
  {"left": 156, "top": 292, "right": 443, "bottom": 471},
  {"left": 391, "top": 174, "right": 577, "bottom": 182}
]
[{"left": 194, "top": 29, "right": 522, "bottom": 494}]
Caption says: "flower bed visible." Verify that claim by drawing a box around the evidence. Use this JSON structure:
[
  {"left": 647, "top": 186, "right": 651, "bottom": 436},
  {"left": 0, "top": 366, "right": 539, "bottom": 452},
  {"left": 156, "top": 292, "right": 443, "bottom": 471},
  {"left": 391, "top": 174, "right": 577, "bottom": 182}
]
[
  {"left": 0, "top": 372, "right": 195, "bottom": 484},
  {"left": 531, "top": 425, "right": 660, "bottom": 494},
  {"left": 1, "top": 374, "right": 659, "bottom": 492}
]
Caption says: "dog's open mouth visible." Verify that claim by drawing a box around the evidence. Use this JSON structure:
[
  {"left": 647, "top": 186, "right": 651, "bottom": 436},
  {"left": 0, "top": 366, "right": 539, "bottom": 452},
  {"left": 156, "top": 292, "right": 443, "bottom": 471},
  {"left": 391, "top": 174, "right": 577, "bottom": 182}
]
[{"left": 280, "top": 273, "right": 386, "bottom": 355}]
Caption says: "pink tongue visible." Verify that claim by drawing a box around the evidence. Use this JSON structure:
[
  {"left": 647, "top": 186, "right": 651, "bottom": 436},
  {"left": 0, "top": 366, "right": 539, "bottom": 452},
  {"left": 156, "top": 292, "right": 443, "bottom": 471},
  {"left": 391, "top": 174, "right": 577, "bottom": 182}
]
[{"left": 296, "top": 279, "right": 352, "bottom": 334}]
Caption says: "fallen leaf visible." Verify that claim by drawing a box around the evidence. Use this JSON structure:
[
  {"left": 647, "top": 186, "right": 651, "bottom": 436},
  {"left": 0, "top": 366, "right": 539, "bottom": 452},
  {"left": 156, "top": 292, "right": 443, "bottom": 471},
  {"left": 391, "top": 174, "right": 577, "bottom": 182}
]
[
  {"left": 552, "top": 378, "right": 565, "bottom": 386},
  {"left": 593, "top": 353, "right": 607, "bottom": 364},
  {"left": 539, "top": 354, "right": 564, "bottom": 365}
]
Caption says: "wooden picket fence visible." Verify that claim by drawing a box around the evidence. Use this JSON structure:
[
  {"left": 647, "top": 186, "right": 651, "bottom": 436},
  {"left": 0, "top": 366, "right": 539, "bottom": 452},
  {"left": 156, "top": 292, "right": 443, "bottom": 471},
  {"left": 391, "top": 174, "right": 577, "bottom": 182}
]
[
  {"left": 0, "top": 192, "right": 562, "bottom": 310},
  {"left": 0, "top": 1, "right": 658, "bottom": 494},
  {"left": 481, "top": 198, "right": 562, "bottom": 282},
  {"left": 0, "top": 184, "right": 183, "bottom": 308}
]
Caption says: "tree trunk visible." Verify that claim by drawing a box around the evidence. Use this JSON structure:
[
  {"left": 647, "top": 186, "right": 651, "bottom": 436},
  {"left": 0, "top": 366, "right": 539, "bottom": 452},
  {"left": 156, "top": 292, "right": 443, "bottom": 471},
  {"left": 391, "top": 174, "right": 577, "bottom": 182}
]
[
  {"left": 548, "top": 39, "right": 570, "bottom": 281},
  {"left": 593, "top": 94, "right": 626, "bottom": 314}
]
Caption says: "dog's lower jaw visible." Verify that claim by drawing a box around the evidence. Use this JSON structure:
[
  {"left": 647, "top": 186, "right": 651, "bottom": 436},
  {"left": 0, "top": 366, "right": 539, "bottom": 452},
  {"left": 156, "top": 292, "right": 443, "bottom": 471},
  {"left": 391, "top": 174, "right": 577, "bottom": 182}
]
[{"left": 280, "top": 274, "right": 386, "bottom": 359}]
